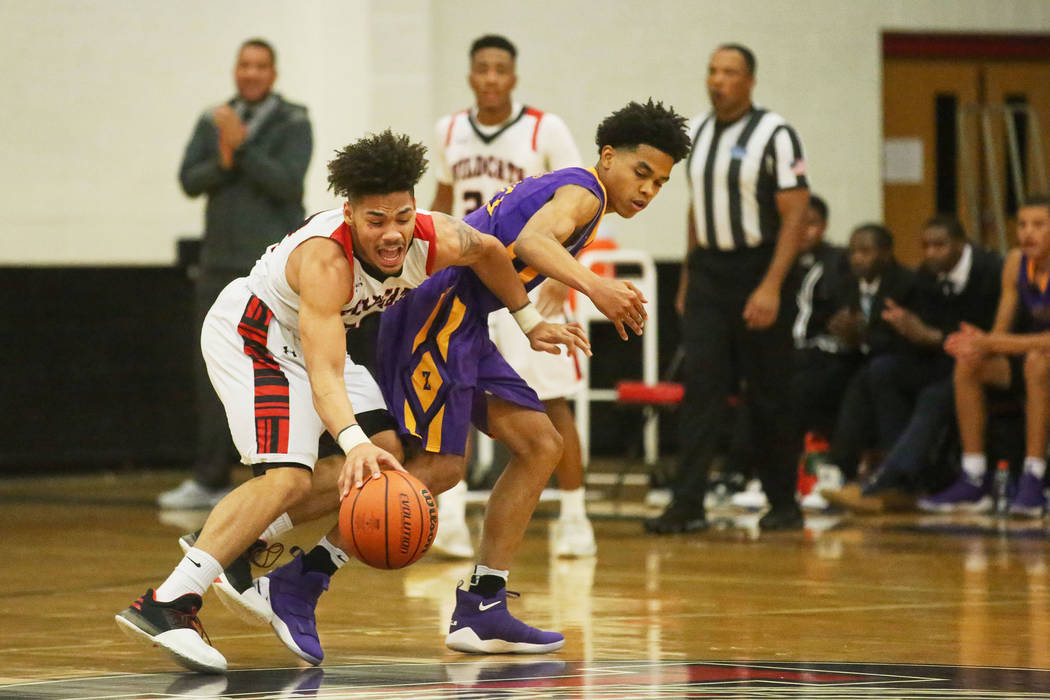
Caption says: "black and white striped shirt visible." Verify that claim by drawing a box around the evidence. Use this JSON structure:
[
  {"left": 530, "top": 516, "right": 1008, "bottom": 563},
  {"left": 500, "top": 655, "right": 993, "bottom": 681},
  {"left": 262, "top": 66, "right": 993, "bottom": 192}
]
[{"left": 686, "top": 107, "right": 807, "bottom": 251}]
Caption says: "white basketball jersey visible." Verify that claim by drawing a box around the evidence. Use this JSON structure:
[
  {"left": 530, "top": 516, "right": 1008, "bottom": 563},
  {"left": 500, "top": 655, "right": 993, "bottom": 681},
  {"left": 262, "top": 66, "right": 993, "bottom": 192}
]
[
  {"left": 246, "top": 208, "right": 437, "bottom": 334},
  {"left": 433, "top": 102, "right": 581, "bottom": 218}
]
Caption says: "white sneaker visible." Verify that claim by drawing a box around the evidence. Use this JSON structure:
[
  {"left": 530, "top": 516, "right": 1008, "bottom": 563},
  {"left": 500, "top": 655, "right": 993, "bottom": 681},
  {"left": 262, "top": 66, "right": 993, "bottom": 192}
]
[
  {"left": 801, "top": 464, "right": 844, "bottom": 511},
  {"left": 551, "top": 517, "right": 597, "bottom": 558},
  {"left": 730, "top": 479, "right": 768, "bottom": 510},
  {"left": 431, "top": 483, "right": 474, "bottom": 559},
  {"left": 645, "top": 487, "right": 672, "bottom": 508},
  {"left": 115, "top": 590, "right": 227, "bottom": 674},
  {"left": 178, "top": 533, "right": 273, "bottom": 625},
  {"left": 158, "top": 479, "right": 231, "bottom": 510},
  {"left": 431, "top": 518, "right": 474, "bottom": 559}
]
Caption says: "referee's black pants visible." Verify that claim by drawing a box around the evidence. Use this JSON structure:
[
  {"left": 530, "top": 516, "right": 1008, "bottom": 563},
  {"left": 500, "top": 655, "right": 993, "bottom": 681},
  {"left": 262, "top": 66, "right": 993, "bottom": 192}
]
[{"left": 673, "top": 246, "right": 802, "bottom": 510}]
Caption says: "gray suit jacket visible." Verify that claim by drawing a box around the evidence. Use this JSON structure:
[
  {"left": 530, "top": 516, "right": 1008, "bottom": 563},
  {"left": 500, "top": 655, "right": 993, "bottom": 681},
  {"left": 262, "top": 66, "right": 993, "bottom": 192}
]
[{"left": 179, "top": 93, "right": 312, "bottom": 272}]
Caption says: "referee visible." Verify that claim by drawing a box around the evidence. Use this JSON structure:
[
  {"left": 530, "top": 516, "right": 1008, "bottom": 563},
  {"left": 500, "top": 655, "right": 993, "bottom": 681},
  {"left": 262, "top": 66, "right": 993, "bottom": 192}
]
[{"left": 645, "top": 44, "right": 810, "bottom": 533}]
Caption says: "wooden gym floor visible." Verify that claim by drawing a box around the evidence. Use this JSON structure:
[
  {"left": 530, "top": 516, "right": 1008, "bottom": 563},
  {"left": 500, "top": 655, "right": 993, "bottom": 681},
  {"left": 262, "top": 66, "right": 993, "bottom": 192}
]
[{"left": 3, "top": 465, "right": 1050, "bottom": 698}]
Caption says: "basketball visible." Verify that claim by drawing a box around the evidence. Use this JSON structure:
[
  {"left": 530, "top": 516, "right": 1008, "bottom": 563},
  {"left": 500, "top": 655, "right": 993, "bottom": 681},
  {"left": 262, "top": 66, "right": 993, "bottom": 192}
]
[{"left": 338, "top": 470, "right": 438, "bottom": 569}]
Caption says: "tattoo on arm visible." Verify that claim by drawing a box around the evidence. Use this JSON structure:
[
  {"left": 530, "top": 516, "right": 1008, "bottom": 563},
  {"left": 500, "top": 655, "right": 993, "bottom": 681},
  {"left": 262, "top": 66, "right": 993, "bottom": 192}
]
[{"left": 455, "top": 220, "right": 482, "bottom": 259}]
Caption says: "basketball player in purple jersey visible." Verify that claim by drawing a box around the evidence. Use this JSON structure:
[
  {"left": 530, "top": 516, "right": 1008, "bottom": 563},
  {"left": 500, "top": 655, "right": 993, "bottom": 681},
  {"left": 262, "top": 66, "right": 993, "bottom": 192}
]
[
  {"left": 928, "top": 196, "right": 1050, "bottom": 516},
  {"left": 376, "top": 99, "right": 691, "bottom": 654},
  {"left": 429, "top": 34, "right": 591, "bottom": 560}
]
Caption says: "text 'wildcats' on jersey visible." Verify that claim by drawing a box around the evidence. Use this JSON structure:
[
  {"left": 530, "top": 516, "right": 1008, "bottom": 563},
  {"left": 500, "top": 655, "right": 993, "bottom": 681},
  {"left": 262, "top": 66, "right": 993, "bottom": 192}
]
[
  {"left": 434, "top": 103, "right": 581, "bottom": 218},
  {"left": 246, "top": 208, "right": 437, "bottom": 333}
]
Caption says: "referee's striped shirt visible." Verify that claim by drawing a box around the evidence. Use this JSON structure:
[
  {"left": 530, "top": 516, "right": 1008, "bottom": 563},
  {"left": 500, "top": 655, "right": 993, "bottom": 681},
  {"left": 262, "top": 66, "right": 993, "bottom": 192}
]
[{"left": 686, "top": 107, "right": 807, "bottom": 251}]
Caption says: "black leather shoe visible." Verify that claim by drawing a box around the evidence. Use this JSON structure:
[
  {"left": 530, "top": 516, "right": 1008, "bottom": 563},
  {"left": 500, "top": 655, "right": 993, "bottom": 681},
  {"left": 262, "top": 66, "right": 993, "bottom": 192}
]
[
  {"left": 643, "top": 501, "right": 707, "bottom": 535},
  {"left": 758, "top": 503, "right": 805, "bottom": 531}
]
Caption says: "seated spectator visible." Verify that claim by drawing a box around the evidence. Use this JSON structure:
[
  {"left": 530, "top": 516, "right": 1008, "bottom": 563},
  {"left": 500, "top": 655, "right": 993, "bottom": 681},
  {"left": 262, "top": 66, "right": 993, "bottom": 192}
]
[
  {"left": 823, "top": 215, "right": 1001, "bottom": 512},
  {"left": 921, "top": 197, "right": 1050, "bottom": 517},
  {"left": 803, "top": 223, "right": 917, "bottom": 508},
  {"left": 789, "top": 194, "right": 853, "bottom": 440}
]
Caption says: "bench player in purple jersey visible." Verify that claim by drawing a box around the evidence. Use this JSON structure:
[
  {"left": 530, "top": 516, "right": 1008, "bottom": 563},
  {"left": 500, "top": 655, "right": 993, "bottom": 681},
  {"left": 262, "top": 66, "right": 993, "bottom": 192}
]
[
  {"left": 928, "top": 196, "right": 1050, "bottom": 516},
  {"left": 211, "top": 99, "right": 691, "bottom": 657}
]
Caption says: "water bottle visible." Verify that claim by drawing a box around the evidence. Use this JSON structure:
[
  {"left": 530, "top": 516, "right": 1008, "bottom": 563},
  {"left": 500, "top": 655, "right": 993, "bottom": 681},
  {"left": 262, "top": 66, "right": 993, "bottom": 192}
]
[{"left": 993, "top": 459, "right": 1010, "bottom": 516}]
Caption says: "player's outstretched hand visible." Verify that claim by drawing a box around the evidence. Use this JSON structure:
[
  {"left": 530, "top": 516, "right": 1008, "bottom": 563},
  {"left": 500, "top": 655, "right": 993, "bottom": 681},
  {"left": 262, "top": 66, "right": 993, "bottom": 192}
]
[
  {"left": 338, "top": 443, "right": 406, "bottom": 500},
  {"left": 589, "top": 278, "right": 648, "bottom": 340},
  {"left": 527, "top": 321, "right": 592, "bottom": 357}
]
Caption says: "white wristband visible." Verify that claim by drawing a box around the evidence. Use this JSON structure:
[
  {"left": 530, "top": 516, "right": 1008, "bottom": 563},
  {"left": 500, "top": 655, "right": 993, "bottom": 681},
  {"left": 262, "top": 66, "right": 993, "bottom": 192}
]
[
  {"left": 512, "top": 302, "right": 544, "bottom": 334},
  {"left": 336, "top": 424, "right": 370, "bottom": 453}
]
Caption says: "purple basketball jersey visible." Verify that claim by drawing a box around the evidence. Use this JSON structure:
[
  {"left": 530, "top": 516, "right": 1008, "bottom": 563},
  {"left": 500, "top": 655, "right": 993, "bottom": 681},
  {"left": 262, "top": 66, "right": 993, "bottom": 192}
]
[
  {"left": 376, "top": 167, "right": 607, "bottom": 454},
  {"left": 1018, "top": 254, "right": 1050, "bottom": 331}
]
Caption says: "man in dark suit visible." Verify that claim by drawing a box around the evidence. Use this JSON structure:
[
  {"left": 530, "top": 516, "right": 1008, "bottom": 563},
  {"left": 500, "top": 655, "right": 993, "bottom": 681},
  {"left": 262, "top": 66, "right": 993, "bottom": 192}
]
[
  {"left": 823, "top": 216, "right": 1002, "bottom": 510},
  {"left": 803, "top": 223, "right": 917, "bottom": 502}
]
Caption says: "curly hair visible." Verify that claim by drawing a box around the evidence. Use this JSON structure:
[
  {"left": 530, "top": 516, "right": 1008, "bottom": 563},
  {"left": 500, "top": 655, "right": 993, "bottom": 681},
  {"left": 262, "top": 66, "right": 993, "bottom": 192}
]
[
  {"left": 595, "top": 99, "right": 691, "bottom": 164},
  {"left": 327, "top": 130, "right": 428, "bottom": 201}
]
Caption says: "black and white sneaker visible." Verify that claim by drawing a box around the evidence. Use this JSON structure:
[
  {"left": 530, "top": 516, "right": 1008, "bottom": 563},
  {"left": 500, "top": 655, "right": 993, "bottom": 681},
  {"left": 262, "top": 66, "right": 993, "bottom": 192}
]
[
  {"left": 178, "top": 532, "right": 279, "bottom": 626},
  {"left": 115, "top": 589, "right": 227, "bottom": 673}
]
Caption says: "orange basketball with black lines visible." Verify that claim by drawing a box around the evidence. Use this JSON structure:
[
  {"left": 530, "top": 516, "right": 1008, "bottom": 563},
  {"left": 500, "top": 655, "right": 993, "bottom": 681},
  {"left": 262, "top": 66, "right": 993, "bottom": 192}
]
[{"left": 338, "top": 471, "right": 438, "bottom": 569}]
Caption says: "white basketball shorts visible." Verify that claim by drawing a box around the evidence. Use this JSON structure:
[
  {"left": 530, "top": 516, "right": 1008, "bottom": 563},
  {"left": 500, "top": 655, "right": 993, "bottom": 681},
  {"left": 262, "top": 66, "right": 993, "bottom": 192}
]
[
  {"left": 487, "top": 281, "right": 582, "bottom": 402},
  {"left": 201, "top": 278, "right": 388, "bottom": 469}
]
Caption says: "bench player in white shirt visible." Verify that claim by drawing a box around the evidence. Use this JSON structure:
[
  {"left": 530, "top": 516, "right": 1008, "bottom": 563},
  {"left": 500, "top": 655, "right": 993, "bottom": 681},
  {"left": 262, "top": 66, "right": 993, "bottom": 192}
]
[
  {"left": 114, "top": 130, "right": 587, "bottom": 673},
  {"left": 429, "top": 34, "right": 596, "bottom": 559}
]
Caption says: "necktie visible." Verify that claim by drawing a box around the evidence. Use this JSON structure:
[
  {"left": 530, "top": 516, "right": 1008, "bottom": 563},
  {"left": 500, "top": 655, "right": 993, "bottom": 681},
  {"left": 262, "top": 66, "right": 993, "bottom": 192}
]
[{"left": 860, "top": 291, "right": 873, "bottom": 320}]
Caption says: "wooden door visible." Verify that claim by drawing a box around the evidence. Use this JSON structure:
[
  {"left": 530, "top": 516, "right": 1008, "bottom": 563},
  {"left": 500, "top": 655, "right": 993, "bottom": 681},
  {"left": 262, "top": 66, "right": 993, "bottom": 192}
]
[
  {"left": 883, "top": 38, "right": 1050, "bottom": 263},
  {"left": 981, "top": 61, "right": 1050, "bottom": 247},
  {"left": 882, "top": 59, "right": 979, "bottom": 266}
]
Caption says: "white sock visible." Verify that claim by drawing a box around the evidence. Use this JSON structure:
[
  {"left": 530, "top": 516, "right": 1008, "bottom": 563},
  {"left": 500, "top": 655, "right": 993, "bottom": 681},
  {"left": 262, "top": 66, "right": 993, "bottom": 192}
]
[
  {"left": 317, "top": 535, "right": 350, "bottom": 571},
  {"left": 155, "top": 547, "right": 223, "bottom": 602},
  {"left": 560, "top": 487, "right": 586, "bottom": 521},
  {"left": 1025, "top": 457, "right": 1047, "bottom": 479},
  {"left": 961, "top": 453, "right": 987, "bottom": 481},
  {"left": 261, "top": 512, "right": 293, "bottom": 542},
  {"left": 472, "top": 564, "right": 509, "bottom": 582},
  {"left": 439, "top": 480, "right": 468, "bottom": 522}
]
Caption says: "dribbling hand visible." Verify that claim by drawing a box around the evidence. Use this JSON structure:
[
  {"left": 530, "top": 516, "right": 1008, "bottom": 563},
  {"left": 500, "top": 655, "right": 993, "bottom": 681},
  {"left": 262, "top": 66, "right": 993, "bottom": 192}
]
[{"left": 337, "top": 443, "right": 406, "bottom": 500}]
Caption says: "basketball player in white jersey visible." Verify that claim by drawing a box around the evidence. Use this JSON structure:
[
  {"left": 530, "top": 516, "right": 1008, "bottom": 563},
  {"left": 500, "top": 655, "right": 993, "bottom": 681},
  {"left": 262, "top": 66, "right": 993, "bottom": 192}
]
[
  {"left": 429, "top": 34, "right": 597, "bottom": 560},
  {"left": 114, "top": 130, "right": 588, "bottom": 673}
]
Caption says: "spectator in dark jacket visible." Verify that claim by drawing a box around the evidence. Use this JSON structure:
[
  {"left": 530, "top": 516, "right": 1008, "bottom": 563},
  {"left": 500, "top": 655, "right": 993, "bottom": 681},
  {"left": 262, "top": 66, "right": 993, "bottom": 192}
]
[
  {"left": 788, "top": 194, "right": 852, "bottom": 439},
  {"left": 159, "top": 38, "right": 313, "bottom": 510}
]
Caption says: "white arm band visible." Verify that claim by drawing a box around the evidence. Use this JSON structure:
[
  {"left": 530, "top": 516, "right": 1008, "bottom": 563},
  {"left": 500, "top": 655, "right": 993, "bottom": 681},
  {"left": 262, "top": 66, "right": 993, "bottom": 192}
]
[
  {"left": 336, "top": 424, "right": 370, "bottom": 453},
  {"left": 512, "top": 302, "right": 544, "bottom": 334}
]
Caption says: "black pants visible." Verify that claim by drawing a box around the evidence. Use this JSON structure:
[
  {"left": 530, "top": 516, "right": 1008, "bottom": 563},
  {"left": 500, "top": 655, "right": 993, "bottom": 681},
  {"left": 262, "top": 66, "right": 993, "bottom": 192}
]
[
  {"left": 192, "top": 267, "right": 241, "bottom": 488},
  {"left": 790, "top": 348, "right": 862, "bottom": 439},
  {"left": 673, "top": 247, "right": 801, "bottom": 509},
  {"left": 828, "top": 352, "right": 951, "bottom": 479}
]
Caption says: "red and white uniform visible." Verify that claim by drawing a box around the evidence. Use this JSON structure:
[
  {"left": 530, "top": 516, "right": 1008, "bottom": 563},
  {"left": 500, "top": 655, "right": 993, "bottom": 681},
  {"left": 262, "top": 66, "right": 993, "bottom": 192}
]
[
  {"left": 202, "top": 208, "right": 436, "bottom": 468},
  {"left": 433, "top": 103, "right": 583, "bottom": 399},
  {"left": 434, "top": 102, "right": 580, "bottom": 218}
]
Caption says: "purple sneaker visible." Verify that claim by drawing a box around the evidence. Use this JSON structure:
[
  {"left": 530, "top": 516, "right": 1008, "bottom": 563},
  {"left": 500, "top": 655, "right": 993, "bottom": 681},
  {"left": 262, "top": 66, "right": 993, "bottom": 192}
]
[
  {"left": 1009, "top": 472, "right": 1047, "bottom": 518},
  {"left": 918, "top": 474, "right": 992, "bottom": 513},
  {"left": 257, "top": 552, "right": 329, "bottom": 665},
  {"left": 445, "top": 585, "right": 564, "bottom": 654}
]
